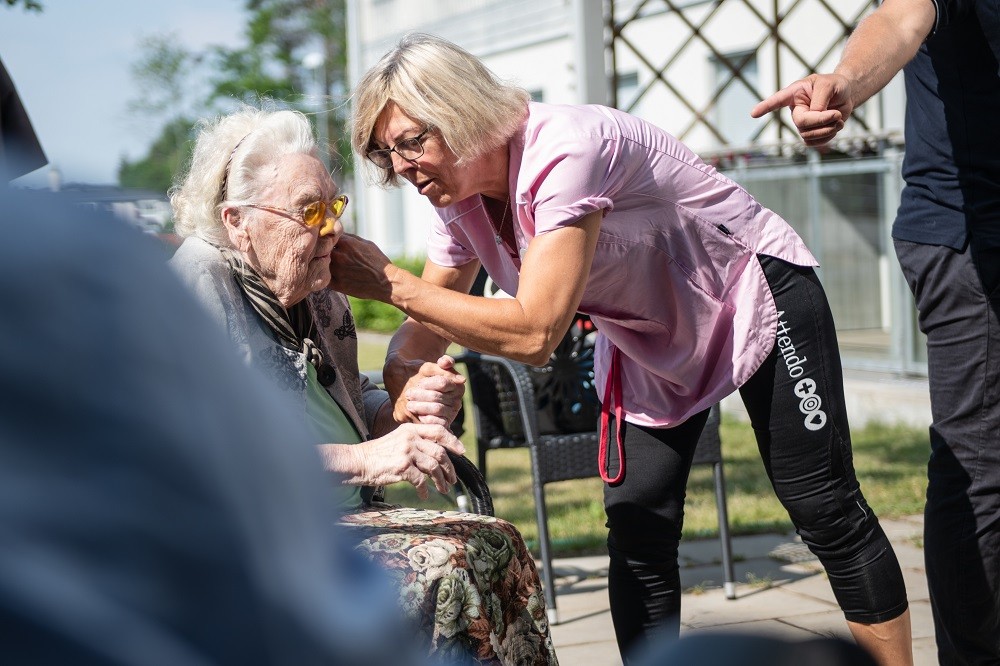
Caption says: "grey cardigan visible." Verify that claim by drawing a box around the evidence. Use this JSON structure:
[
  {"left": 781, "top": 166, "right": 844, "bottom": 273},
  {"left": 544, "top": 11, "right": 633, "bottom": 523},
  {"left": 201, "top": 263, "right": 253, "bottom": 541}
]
[{"left": 169, "top": 236, "right": 389, "bottom": 441}]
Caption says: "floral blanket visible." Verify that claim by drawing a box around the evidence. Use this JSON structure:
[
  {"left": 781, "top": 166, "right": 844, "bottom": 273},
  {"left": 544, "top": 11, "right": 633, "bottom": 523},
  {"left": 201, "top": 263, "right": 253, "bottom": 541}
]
[{"left": 340, "top": 506, "right": 558, "bottom": 665}]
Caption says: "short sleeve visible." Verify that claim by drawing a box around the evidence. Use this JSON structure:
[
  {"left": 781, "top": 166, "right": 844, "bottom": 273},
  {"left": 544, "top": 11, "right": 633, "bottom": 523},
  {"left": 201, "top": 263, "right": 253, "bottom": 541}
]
[
  {"left": 426, "top": 212, "right": 478, "bottom": 267},
  {"left": 521, "top": 127, "right": 617, "bottom": 236}
]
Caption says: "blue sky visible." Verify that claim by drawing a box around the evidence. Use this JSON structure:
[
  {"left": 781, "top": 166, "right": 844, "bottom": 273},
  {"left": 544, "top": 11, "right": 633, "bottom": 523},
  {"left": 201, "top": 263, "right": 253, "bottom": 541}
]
[{"left": 2, "top": 1, "right": 246, "bottom": 187}]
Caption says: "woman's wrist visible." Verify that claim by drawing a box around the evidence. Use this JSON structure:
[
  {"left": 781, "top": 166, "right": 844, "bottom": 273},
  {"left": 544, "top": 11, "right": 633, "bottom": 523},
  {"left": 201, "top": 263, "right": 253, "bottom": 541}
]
[
  {"left": 316, "top": 443, "right": 368, "bottom": 484},
  {"left": 384, "top": 262, "right": 412, "bottom": 310}
]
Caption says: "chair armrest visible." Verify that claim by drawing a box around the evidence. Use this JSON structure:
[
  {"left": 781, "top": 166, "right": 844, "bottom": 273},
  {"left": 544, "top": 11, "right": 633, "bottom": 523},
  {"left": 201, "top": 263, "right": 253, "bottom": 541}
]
[
  {"left": 449, "top": 451, "right": 494, "bottom": 516},
  {"left": 453, "top": 351, "right": 545, "bottom": 445}
]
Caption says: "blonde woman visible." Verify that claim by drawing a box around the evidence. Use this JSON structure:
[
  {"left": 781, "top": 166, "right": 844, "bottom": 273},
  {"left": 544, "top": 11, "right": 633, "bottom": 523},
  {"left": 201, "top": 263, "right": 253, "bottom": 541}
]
[{"left": 330, "top": 34, "right": 913, "bottom": 665}]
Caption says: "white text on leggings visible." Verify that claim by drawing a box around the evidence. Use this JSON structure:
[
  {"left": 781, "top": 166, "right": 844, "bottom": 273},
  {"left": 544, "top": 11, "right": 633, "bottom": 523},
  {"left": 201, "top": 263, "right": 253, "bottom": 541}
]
[{"left": 776, "top": 312, "right": 828, "bottom": 431}]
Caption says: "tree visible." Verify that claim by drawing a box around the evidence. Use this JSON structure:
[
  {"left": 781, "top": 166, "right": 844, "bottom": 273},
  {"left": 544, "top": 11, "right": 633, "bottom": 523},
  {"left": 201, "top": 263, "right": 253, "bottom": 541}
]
[
  {"left": 3, "top": 0, "right": 43, "bottom": 10},
  {"left": 118, "top": 116, "right": 195, "bottom": 194},
  {"left": 120, "top": 0, "right": 351, "bottom": 189},
  {"left": 209, "top": 0, "right": 350, "bottom": 173},
  {"left": 127, "top": 34, "right": 202, "bottom": 122},
  {"left": 118, "top": 34, "right": 208, "bottom": 193}
]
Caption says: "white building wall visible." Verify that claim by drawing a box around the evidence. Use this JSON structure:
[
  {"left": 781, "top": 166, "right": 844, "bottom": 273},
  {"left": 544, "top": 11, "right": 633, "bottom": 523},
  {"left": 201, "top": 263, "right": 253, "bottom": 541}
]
[{"left": 346, "top": 0, "right": 906, "bottom": 258}]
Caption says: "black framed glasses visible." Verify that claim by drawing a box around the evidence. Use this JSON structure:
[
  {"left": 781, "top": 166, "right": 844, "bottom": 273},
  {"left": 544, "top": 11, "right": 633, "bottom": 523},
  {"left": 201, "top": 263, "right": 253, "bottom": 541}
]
[
  {"left": 242, "top": 194, "right": 348, "bottom": 236},
  {"left": 366, "top": 128, "right": 431, "bottom": 168}
]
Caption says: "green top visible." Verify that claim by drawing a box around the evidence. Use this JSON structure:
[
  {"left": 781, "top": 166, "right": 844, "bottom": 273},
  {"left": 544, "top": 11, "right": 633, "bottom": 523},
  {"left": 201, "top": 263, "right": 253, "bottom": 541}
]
[{"left": 305, "top": 363, "right": 363, "bottom": 508}]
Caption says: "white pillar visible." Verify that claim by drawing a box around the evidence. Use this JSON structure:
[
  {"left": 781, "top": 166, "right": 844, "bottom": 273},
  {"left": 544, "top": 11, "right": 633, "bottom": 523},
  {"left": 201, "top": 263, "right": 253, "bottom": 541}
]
[
  {"left": 345, "top": 0, "right": 372, "bottom": 242},
  {"left": 572, "top": 0, "right": 608, "bottom": 105},
  {"left": 302, "top": 51, "right": 329, "bottom": 171}
]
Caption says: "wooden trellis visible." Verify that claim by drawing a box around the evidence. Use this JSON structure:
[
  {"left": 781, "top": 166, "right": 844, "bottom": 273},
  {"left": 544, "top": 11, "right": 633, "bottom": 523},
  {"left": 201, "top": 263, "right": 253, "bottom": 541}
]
[{"left": 607, "top": 0, "right": 879, "bottom": 146}]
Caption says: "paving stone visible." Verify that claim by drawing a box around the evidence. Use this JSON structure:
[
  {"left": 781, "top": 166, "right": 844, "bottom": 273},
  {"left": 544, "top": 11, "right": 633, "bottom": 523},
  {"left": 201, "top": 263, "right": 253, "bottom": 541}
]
[
  {"left": 549, "top": 606, "right": 616, "bottom": 647},
  {"left": 550, "top": 640, "right": 623, "bottom": 666},
  {"left": 682, "top": 585, "right": 837, "bottom": 628},
  {"left": 779, "top": 569, "right": 840, "bottom": 606},
  {"left": 913, "top": 636, "right": 938, "bottom": 666},
  {"left": 893, "top": 542, "right": 928, "bottom": 570},
  {"left": 779, "top": 609, "right": 854, "bottom": 639},
  {"left": 682, "top": 532, "right": 799, "bottom": 565},
  {"left": 683, "top": 618, "right": 820, "bottom": 640},
  {"left": 547, "top": 514, "right": 938, "bottom": 663},
  {"left": 549, "top": 582, "right": 610, "bottom": 615},
  {"left": 902, "top": 564, "right": 930, "bottom": 601},
  {"left": 908, "top": 600, "right": 935, "bottom": 640}
]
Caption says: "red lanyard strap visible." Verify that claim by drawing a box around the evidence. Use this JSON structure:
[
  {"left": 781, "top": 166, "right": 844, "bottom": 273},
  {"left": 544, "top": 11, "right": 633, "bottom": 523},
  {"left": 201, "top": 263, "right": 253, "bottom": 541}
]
[{"left": 599, "top": 346, "right": 625, "bottom": 483}]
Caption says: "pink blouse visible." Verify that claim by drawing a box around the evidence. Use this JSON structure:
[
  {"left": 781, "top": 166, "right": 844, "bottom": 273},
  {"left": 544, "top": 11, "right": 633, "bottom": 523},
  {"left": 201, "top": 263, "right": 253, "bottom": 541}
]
[{"left": 427, "top": 102, "right": 817, "bottom": 428}]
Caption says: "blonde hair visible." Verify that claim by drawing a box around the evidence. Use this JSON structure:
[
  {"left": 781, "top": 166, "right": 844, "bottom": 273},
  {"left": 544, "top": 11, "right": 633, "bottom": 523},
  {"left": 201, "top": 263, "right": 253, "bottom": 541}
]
[
  {"left": 170, "top": 106, "right": 318, "bottom": 245},
  {"left": 351, "top": 33, "right": 530, "bottom": 187}
]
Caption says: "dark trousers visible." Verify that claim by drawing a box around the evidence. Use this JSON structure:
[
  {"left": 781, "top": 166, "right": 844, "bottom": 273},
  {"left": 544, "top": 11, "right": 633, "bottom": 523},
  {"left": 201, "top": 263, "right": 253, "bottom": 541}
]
[
  {"left": 605, "top": 256, "right": 908, "bottom": 661},
  {"left": 895, "top": 239, "right": 1000, "bottom": 666}
]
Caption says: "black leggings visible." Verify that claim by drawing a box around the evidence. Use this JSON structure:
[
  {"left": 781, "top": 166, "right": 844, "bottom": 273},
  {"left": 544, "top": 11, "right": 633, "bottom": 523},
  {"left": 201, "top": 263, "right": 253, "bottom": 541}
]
[{"left": 604, "top": 255, "right": 909, "bottom": 659}]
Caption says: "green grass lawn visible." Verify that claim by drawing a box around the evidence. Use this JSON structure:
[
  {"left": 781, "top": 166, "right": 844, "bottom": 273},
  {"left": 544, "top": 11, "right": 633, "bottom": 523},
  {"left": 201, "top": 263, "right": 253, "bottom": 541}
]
[{"left": 357, "top": 334, "right": 930, "bottom": 557}]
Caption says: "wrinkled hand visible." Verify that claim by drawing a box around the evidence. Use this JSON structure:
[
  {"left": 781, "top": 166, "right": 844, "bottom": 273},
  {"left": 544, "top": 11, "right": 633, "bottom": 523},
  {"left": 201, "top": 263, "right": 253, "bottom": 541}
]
[
  {"left": 355, "top": 423, "right": 466, "bottom": 500},
  {"left": 399, "top": 355, "right": 466, "bottom": 427},
  {"left": 327, "top": 234, "right": 398, "bottom": 301},
  {"left": 751, "top": 73, "right": 854, "bottom": 148}
]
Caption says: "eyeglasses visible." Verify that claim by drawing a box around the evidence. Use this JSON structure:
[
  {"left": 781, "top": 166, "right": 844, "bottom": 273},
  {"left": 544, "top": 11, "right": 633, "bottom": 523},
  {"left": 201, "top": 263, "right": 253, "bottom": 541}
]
[
  {"left": 366, "top": 128, "right": 431, "bottom": 168},
  {"left": 241, "top": 194, "right": 348, "bottom": 236}
]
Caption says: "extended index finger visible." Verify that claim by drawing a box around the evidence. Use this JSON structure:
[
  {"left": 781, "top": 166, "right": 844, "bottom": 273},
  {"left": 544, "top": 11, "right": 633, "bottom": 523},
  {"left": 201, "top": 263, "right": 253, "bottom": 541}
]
[{"left": 750, "top": 82, "right": 804, "bottom": 118}]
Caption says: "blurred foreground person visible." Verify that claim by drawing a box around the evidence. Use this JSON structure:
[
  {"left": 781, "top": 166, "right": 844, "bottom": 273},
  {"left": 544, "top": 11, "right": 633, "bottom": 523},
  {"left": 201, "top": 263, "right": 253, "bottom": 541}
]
[
  {"left": 168, "top": 107, "right": 557, "bottom": 665},
  {"left": 0, "top": 189, "right": 426, "bottom": 665}
]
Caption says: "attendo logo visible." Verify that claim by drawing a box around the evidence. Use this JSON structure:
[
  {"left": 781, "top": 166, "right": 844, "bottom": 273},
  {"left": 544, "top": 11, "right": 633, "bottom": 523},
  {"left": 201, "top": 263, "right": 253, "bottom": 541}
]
[
  {"left": 776, "top": 312, "right": 828, "bottom": 432},
  {"left": 793, "top": 377, "right": 827, "bottom": 431}
]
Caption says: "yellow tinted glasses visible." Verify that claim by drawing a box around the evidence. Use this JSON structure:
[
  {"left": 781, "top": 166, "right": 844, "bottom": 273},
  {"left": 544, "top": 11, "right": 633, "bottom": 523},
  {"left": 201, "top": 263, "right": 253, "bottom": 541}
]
[{"left": 243, "top": 194, "right": 348, "bottom": 236}]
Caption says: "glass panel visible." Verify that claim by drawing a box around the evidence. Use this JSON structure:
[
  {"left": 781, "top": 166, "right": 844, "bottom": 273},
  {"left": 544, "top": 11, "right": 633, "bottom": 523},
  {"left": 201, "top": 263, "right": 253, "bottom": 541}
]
[
  {"left": 710, "top": 50, "right": 763, "bottom": 148},
  {"left": 733, "top": 168, "right": 890, "bottom": 366},
  {"left": 616, "top": 71, "right": 639, "bottom": 110},
  {"left": 723, "top": 156, "right": 930, "bottom": 373},
  {"left": 740, "top": 177, "right": 813, "bottom": 249},
  {"left": 818, "top": 171, "right": 888, "bottom": 361}
]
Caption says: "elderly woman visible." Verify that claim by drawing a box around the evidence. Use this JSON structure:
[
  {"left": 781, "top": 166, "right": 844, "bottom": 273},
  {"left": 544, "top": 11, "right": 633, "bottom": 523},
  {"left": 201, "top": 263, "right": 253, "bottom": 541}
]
[
  {"left": 168, "top": 107, "right": 557, "bottom": 665},
  {"left": 330, "top": 34, "right": 913, "bottom": 666}
]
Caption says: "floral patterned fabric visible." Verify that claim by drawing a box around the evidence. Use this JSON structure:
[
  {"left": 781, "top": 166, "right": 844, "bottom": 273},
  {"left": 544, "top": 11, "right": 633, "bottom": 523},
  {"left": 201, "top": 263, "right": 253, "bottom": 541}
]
[{"left": 340, "top": 506, "right": 559, "bottom": 665}]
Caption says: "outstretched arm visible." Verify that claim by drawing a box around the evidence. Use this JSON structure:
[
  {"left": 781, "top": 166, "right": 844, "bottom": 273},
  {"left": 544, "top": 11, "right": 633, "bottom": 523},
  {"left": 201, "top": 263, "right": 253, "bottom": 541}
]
[
  {"left": 379, "top": 262, "right": 477, "bottom": 424},
  {"left": 330, "top": 209, "right": 603, "bottom": 366},
  {"left": 751, "top": 0, "right": 936, "bottom": 147},
  {"left": 328, "top": 210, "right": 603, "bottom": 422}
]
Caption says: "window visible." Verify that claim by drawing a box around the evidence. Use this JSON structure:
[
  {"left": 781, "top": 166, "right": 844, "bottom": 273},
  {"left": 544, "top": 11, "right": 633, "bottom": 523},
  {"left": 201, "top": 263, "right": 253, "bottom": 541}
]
[
  {"left": 616, "top": 71, "right": 639, "bottom": 110},
  {"left": 710, "top": 50, "right": 761, "bottom": 147}
]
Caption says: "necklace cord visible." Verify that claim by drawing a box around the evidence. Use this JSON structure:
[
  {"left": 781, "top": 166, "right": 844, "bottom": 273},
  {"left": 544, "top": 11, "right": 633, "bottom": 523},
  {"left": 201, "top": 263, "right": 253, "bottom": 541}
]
[{"left": 493, "top": 195, "right": 510, "bottom": 245}]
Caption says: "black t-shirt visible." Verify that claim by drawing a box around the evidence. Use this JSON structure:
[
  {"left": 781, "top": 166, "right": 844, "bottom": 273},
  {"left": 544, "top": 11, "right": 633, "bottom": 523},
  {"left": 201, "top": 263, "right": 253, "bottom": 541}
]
[{"left": 894, "top": 0, "right": 1000, "bottom": 249}]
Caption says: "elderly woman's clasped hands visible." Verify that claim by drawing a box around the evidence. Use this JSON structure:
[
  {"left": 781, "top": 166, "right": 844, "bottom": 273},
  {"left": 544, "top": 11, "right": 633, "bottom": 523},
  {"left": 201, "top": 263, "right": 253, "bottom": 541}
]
[{"left": 324, "top": 354, "right": 467, "bottom": 500}]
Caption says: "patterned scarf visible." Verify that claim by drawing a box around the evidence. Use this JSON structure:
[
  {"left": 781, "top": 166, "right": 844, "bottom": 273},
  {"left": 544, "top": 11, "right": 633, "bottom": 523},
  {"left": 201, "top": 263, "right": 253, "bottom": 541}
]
[{"left": 217, "top": 245, "right": 336, "bottom": 386}]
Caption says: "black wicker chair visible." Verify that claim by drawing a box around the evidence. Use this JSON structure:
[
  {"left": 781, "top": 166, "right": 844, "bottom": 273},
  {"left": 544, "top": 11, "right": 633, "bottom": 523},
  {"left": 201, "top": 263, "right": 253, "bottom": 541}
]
[{"left": 455, "top": 320, "right": 736, "bottom": 624}]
